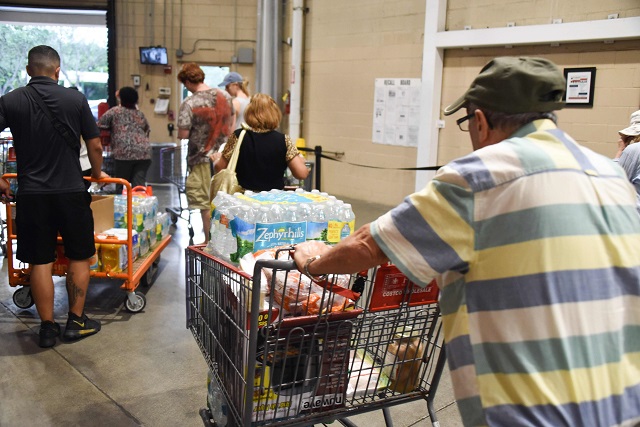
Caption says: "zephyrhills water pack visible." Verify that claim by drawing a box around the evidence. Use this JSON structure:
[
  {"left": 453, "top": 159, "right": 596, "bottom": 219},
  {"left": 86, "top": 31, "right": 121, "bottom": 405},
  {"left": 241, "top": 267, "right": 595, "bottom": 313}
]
[{"left": 207, "top": 189, "right": 356, "bottom": 263}]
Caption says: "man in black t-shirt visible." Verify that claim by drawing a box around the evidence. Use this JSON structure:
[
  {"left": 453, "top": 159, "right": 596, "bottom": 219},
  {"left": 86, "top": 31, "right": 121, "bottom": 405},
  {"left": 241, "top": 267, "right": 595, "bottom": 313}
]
[{"left": 0, "top": 45, "right": 108, "bottom": 348}]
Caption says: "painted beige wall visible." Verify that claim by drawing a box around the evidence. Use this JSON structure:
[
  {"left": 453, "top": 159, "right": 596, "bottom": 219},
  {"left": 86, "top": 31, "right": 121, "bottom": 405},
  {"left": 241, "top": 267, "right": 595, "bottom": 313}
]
[
  {"left": 109, "top": 0, "right": 639, "bottom": 208},
  {"left": 114, "top": 0, "right": 257, "bottom": 144},
  {"left": 299, "top": 0, "right": 426, "bottom": 206},
  {"left": 447, "top": 0, "right": 640, "bottom": 29},
  {"left": 439, "top": 41, "right": 640, "bottom": 165},
  {"left": 296, "top": 1, "right": 640, "bottom": 206}
]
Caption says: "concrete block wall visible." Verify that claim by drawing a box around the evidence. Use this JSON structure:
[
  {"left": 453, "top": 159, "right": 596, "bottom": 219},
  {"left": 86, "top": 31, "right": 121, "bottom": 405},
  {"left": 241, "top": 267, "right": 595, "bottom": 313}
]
[
  {"left": 447, "top": 0, "right": 640, "bottom": 30},
  {"left": 299, "top": 0, "right": 426, "bottom": 206},
  {"left": 439, "top": 41, "right": 640, "bottom": 165},
  {"left": 109, "top": 0, "right": 639, "bottom": 207},
  {"left": 114, "top": 0, "right": 257, "bottom": 143}
]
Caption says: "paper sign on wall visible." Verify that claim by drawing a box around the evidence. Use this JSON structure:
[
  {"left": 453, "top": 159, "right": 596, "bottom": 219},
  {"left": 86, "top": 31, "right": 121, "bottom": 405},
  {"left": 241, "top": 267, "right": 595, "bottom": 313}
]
[{"left": 372, "top": 78, "right": 421, "bottom": 147}]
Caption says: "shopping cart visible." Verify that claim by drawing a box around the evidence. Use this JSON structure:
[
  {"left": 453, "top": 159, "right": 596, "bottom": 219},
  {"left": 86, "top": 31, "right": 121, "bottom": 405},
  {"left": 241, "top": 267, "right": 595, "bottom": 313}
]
[
  {"left": 186, "top": 246, "right": 445, "bottom": 427},
  {"left": 4, "top": 176, "right": 172, "bottom": 313},
  {"left": 160, "top": 140, "right": 194, "bottom": 244}
]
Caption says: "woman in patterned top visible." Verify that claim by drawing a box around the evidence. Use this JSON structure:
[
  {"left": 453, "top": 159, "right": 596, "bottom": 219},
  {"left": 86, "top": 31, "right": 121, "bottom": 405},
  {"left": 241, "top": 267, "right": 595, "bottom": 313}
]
[
  {"left": 98, "top": 86, "right": 151, "bottom": 193},
  {"left": 214, "top": 93, "right": 309, "bottom": 193}
]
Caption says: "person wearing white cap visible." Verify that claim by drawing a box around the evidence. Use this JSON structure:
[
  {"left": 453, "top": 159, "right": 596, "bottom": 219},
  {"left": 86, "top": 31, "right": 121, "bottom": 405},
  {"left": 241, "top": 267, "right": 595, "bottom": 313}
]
[
  {"left": 615, "top": 109, "right": 640, "bottom": 213},
  {"left": 614, "top": 109, "right": 640, "bottom": 159},
  {"left": 219, "top": 72, "right": 250, "bottom": 131}
]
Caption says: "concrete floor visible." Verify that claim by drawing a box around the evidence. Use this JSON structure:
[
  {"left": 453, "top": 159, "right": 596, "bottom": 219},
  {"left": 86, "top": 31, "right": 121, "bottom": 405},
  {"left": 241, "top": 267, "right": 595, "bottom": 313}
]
[{"left": 0, "top": 184, "right": 463, "bottom": 427}]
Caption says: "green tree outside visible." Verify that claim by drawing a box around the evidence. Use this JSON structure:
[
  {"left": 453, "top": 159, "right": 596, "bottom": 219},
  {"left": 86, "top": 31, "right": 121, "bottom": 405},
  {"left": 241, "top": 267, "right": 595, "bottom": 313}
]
[{"left": 0, "top": 24, "right": 107, "bottom": 100}]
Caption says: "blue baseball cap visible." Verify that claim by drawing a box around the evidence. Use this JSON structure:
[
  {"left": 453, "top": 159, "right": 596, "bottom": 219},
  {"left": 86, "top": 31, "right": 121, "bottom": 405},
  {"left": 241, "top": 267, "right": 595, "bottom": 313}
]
[{"left": 218, "top": 72, "right": 244, "bottom": 88}]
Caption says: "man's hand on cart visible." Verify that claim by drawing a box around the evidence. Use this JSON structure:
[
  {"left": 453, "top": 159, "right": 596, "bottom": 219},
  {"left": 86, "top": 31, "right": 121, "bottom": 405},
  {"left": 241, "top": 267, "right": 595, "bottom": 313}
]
[
  {"left": 86, "top": 171, "right": 111, "bottom": 193},
  {"left": 294, "top": 226, "right": 390, "bottom": 279},
  {"left": 93, "top": 170, "right": 111, "bottom": 180},
  {"left": 293, "top": 241, "right": 332, "bottom": 281},
  {"left": 0, "top": 178, "right": 13, "bottom": 203}
]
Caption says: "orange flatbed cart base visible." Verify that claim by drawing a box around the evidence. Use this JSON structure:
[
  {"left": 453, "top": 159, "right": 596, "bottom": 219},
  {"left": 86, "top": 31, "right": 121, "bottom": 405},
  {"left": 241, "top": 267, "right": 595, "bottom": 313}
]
[{"left": 4, "top": 175, "right": 172, "bottom": 313}]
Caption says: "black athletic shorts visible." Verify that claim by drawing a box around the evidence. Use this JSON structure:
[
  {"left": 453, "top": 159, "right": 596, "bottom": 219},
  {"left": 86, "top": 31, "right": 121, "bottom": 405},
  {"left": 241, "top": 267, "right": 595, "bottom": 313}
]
[{"left": 15, "top": 192, "right": 96, "bottom": 265}]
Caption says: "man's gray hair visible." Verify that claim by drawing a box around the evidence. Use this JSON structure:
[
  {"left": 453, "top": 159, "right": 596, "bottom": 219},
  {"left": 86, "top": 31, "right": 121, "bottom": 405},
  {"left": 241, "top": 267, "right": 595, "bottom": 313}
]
[{"left": 469, "top": 102, "right": 557, "bottom": 132}]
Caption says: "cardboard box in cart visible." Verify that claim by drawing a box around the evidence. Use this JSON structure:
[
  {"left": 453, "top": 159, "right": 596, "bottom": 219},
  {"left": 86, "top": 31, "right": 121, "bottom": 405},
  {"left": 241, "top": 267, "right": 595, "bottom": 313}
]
[
  {"left": 91, "top": 195, "right": 115, "bottom": 232},
  {"left": 52, "top": 195, "right": 114, "bottom": 273}
]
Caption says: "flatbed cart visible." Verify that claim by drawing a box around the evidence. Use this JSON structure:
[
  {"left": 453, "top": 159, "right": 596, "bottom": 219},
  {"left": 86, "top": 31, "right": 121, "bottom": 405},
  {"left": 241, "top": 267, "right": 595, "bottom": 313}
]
[
  {"left": 0, "top": 137, "right": 16, "bottom": 256},
  {"left": 4, "top": 175, "right": 172, "bottom": 313},
  {"left": 160, "top": 139, "right": 195, "bottom": 244},
  {"left": 185, "top": 245, "right": 446, "bottom": 427}
]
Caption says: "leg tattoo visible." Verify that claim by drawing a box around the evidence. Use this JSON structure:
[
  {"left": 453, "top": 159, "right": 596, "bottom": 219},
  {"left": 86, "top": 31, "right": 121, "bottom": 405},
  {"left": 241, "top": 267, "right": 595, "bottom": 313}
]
[{"left": 66, "top": 272, "right": 85, "bottom": 308}]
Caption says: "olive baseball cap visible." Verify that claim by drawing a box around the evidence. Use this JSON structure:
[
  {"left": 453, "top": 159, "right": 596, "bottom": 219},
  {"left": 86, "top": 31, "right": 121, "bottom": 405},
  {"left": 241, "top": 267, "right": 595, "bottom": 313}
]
[{"left": 443, "top": 56, "right": 566, "bottom": 116}]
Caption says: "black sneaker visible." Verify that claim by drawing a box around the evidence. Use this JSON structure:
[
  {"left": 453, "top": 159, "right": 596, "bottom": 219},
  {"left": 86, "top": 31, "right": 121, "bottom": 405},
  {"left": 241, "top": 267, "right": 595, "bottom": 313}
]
[
  {"left": 63, "top": 312, "right": 101, "bottom": 340},
  {"left": 39, "top": 321, "right": 61, "bottom": 348}
]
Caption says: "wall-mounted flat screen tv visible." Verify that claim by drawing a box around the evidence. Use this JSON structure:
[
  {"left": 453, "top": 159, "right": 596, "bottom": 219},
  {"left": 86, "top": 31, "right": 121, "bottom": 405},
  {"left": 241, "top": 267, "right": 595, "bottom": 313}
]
[{"left": 139, "top": 46, "right": 168, "bottom": 65}]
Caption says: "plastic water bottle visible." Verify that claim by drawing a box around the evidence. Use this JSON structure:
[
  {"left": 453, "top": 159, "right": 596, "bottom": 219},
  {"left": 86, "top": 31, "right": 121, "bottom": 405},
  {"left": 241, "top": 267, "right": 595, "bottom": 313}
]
[
  {"left": 218, "top": 203, "right": 239, "bottom": 262},
  {"left": 307, "top": 203, "right": 328, "bottom": 242},
  {"left": 211, "top": 190, "right": 228, "bottom": 221},
  {"left": 132, "top": 198, "right": 145, "bottom": 232},
  {"left": 222, "top": 229, "right": 237, "bottom": 262},
  {"left": 113, "top": 195, "right": 127, "bottom": 228},
  {"left": 298, "top": 202, "right": 312, "bottom": 222},
  {"left": 142, "top": 196, "right": 158, "bottom": 232},
  {"left": 233, "top": 205, "right": 255, "bottom": 261},
  {"left": 325, "top": 201, "right": 342, "bottom": 244},
  {"left": 155, "top": 212, "right": 169, "bottom": 242},
  {"left": 340, "top": 203, "right": 355, "bottom": 240},
  {"left": 207, "top": 371, "right": 228, "bottom": 427},
  {"left": 269, "top": 203, "right": 284, "bottom": 223},
  {"left": 283, "top": 205, "right": 300, "bottom": 222},
  {"left": 256, "top": 205, "right": 271, "bottom": 224},
  {"left": 208, "top": 194, "right": 231, "bottom": 254},
  {"left": 139, "top": 229, "right": 150, "bottom": 255}
]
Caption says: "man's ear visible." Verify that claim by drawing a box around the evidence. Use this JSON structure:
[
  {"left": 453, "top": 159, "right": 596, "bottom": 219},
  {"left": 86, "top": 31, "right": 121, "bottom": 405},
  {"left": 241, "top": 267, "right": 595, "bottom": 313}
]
[
  {"left": 474, "top": 109, "right": 493, "bottom": 148},
  {"left": 26, "top": 65, "right": 32, "bottom": 77},
  {"left": 54, "top": 66, "right": 61, "bottom": 81}
]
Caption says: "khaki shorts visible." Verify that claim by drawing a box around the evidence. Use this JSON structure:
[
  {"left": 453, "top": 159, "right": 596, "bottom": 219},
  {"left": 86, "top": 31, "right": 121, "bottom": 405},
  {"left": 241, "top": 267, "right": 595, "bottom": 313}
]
[{"left": 186, "top": 162, "right": 211, "bottom": 210}]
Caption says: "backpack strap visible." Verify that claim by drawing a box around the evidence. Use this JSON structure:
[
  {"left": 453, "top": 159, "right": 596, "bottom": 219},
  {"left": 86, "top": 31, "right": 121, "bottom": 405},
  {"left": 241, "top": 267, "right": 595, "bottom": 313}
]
[{"left": 26, "top": 85, "right": 79, "bottom": 150}]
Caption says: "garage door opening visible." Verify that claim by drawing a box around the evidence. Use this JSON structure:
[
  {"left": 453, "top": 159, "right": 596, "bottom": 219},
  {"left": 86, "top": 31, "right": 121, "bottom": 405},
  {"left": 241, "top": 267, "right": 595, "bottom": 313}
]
[{"left": 0, "top": 6, "right": 108, "bottom": 119}]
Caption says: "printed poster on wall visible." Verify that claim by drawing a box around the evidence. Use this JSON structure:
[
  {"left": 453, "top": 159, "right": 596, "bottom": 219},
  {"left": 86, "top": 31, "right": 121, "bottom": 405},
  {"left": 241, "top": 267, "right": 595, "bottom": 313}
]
[{"left": 372, "top": 78, "right": 421, "bottom": 147}]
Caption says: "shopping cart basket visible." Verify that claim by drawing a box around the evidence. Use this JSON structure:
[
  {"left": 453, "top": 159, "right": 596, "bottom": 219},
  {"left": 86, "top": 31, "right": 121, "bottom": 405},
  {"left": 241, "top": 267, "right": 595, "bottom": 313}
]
[
  {"left": 160, "top": 140, "right": 195, "bottom": 244},
  {"left": 185, "top": 246, "right": 445, "bottom": 427}
]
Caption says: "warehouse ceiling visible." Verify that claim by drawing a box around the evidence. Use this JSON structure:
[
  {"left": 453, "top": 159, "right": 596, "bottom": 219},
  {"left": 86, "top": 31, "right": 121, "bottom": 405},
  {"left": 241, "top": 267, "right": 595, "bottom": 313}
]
[
  {"left": 0, "top": 0, "right": 106, "bottom": 9},
  {"left": 0, "top": 5, "right": 106, "bottom": 26}
]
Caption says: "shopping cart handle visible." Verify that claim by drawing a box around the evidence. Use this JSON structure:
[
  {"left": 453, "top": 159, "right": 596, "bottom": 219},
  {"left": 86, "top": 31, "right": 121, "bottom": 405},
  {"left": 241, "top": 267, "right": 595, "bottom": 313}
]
[
  {"left": 253, "top": 258, "right": 297, "bottom": 275},
  {"left": 84, "top": 176, "right": 131, "bottom": 188}
]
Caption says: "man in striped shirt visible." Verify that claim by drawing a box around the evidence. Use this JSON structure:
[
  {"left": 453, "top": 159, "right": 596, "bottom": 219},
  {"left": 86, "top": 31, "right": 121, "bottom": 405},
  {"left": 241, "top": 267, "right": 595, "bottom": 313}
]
[{"left": 294, "top": 57, "right": 640, "bottom": 426}]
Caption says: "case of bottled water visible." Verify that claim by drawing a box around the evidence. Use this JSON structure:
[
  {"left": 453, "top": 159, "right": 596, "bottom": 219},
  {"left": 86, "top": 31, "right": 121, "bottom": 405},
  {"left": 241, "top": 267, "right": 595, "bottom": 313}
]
[{"left": 206, "top": 189, "right": 356, "bottom": 264}]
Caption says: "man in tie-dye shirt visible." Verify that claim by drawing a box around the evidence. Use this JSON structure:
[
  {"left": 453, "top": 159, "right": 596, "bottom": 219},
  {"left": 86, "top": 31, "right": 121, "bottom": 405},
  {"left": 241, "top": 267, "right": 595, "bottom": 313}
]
[
  {"left": 177, "top": 63, "right": 234, "bottom": 244},
  {"left": 294, "top": 57, "right": 640, "bottom": 426}
]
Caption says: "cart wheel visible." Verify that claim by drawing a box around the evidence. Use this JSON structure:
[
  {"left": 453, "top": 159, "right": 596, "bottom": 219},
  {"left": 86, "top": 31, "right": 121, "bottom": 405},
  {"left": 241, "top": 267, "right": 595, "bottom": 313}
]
[
  {"left": 124, "top": 292, "right": 146, "bottom": 313},
  {"left": 141, "top": 264, "right": 156, "bottom": 287},
  {"left": 153, "top": 255, "right": 161, "bottom": 266},
  {"left": 13, "top": 287, "right": 35, "bottom": 309},
  {"left": 1, "top": 243, "right": 6, "bottom": 256}
]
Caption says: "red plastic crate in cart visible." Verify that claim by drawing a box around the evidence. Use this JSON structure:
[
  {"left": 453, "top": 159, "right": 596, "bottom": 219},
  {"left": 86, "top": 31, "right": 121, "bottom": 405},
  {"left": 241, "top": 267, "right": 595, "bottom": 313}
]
[{"left": 368, "top": 263, "right": 439, "bottom": 312}]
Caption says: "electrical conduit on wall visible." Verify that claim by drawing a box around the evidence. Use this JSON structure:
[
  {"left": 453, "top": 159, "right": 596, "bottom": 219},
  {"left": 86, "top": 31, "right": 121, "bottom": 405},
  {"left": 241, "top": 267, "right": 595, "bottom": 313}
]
[{"left": 289, "top": 0, "right": 304, "bottom": 144}]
